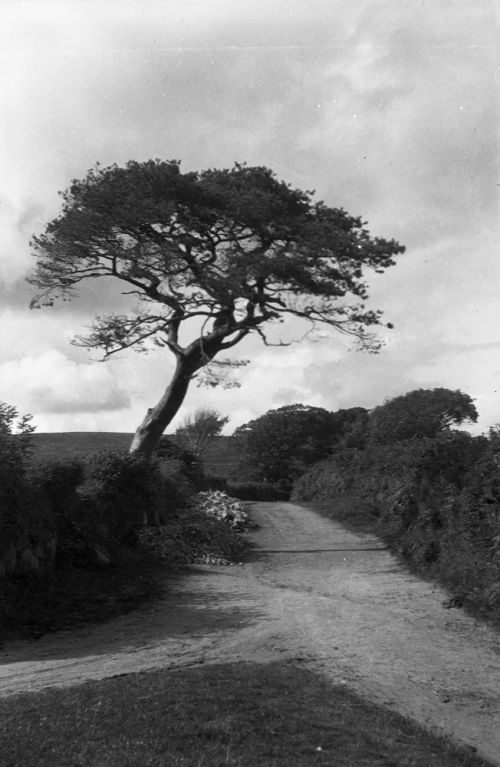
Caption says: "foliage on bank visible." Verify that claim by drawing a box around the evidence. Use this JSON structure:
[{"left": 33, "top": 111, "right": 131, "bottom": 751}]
[
  {"left": 234, "top": 404, "right": 367, "bottom": 492},
  {"left": 1, "top": 448, "right": 251, "bottom": 577}
]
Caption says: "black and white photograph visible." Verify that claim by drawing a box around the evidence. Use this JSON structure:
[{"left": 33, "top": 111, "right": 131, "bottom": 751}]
[{"left": 0, "top": 1, "right": 498, "bottom": 765}]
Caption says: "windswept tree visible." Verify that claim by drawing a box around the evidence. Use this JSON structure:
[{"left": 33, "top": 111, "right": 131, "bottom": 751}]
[{"left": 29, "top": 160, "right": 404, "bottom": 457}]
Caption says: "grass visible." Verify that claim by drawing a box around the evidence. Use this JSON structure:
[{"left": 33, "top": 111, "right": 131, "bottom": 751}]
[
  {"left": 0, "top": 556, "right": 166, "bottom": 643},
  {"left": 0, "top": 660, "right": 490, "bottom": 767}
]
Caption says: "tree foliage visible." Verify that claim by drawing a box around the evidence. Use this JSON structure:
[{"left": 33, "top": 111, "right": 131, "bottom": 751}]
[
  {"left": 0, "top": 402, "right": 35, "bottom": 480},
  {"left": 175, "top": 407, "right": 229, "bottom": 458},
  {"left": 0, "top": 403, "right": 35, "bottom": 546},
  {"left": 368, "top": 388, "right": 478, "bottom": 444},
  {"left": 234, "top": 404, "right": 366, "bottom": 490},
  {"left": 29, "top": 160, "right": 404, "bottom": 456}
]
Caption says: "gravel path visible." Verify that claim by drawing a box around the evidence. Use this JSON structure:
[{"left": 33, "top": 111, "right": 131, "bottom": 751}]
[{"left": 1, "top": 501, "right": 499, "bottom": 763}]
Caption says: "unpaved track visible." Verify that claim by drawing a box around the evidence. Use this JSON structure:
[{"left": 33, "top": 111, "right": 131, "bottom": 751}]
[{"left": 1, "top": 502, "right": 500, "bottom": 763}]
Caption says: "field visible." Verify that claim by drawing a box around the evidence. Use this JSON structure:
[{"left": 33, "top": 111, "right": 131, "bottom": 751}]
[{"left": 29, "top": 432, "right": 241, "bottom": 479}]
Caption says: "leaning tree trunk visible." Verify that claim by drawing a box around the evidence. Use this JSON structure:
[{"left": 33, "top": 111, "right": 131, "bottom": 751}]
[
  {"left": 129, "top": 336, "right": 224, "bottom": 458},
  {"left": 129, "top": 356, "right": 195, "bottom": 458}
]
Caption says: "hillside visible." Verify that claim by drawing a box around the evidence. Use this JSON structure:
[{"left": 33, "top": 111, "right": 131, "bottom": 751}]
[{"left": 29, "top": 432, "right": 241, "bottom": 479}]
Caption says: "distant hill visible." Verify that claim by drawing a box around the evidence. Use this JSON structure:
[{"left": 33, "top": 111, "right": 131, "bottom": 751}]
[{"left": 29, "top": 432, "right": 241, "bottom": 479}]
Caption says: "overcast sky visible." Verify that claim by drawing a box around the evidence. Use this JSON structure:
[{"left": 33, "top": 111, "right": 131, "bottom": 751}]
[{"left": 0, "top": 0, "right": 498, "bottom": 436}]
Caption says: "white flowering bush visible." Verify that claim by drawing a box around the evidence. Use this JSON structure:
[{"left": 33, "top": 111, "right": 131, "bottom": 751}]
[
  {"left": 137, "top": 493, "right": 254, "bottom": 568},
  {"left": 194, "top": 490, "right": 257, "bottom": 531}
]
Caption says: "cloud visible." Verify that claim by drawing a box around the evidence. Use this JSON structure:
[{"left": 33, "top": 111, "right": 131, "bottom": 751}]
[
  {"left": 0, "top": 1, "right": 497, "bottom": 434},
  {"left": 0, "top": 350, "right": 130, "bottom": 415}
]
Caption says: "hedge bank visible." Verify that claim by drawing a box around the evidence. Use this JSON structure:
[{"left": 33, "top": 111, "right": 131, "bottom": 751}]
[{"left": 293, "top": 432, "right": 500, "bottom": 616}]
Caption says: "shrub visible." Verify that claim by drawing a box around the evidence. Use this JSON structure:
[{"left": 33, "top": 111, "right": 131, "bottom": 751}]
[
  {"left": 293, "top": 430, "right": 500, "bottom": 615},
  {"left": 138, "top": 506, "right": 248, "bottom": 567},
  {"left": 200, "top": 475, "right": 228, "bottom": 492},
  {"left": 156, "top": 460, "right": 196, "bottom": 523},
  {"left": 81, "top": 452, "right": 168, "bottom": 538},
  {"left": 0, "top": 403, "right": 35, "bottom": 555},
  {"left": 291, "top": 448, "right": 362, "bottom": 503},
  {"left": 28, "top": 459, "right": 84, "bottom": 514},
  {"left": 228, "top": 482, "right": 289, "bottom": 501},
  {"left": 155, "top": 437, "right": 204, "bottom": 488},
  {"left": 194, "top": 490, "right": 257, "bottom": 531},
  {"left": 26, "top": 460, "right": 84, "bottom": 566}
]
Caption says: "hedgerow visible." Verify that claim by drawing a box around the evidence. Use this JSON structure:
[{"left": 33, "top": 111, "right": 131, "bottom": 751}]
[
  {"left": 293, "top": 431, "right": 500, "bottom": 615},
  {"left": 227, "top": 481, "right": 289, "bottom": 501}
]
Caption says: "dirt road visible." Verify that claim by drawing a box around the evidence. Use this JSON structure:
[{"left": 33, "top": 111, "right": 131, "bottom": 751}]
[{"left": 1, "top": 502, "right": 499, "bottom": 763}]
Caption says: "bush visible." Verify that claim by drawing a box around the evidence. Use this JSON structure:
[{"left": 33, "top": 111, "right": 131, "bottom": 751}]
[
  {"left": 292, "top": 431, "right": 500, "bottom": 615},
  {"left": 194, "top": 491, "right": 257, "bottom": 530},
  {"left": 0, "top": 404, "right": 35, "bottom": 556},
  {"left": 138, "top": 506, "right": 249, "bottom": 567},
  {"left": 227, "top": 482, "right": 289, "bottom": 501},
  {"left": 156, "top": 460, "right": 196, "bottom": 522},
  {"left": 80, "top": 450, "right": 195, "bottom": 539},
  {"left": 138, "top": 490, "right": 256, "bottom": 567},
  {"left": 291, "top": 448, "right": 362, "bottom": 503},
  {"left": 200, "top": 475, "right": 228, "bottom": 492},
  {"left": 26, "top": 460, "right": 84, "bottom": 566},
  {"left": 155, "top": 437, "right": 204, "bottom": 488},
  {"left": 233, "top": 404, "right": 366, "bottom": 491},
  {"left": 81, "top": 452, "right": 157, "bottom": 536}
]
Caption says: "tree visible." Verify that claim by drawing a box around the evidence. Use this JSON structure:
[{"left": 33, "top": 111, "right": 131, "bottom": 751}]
[
  {"left": 234, "top": 404, "right": 366, "bottom": 490},
  {"left": 29, "top": 160, "right": 404, "bottom": 457},
  {"left": 0, "top": 403, "right": 35, "bottom": 475},
  {"left": 368, "top": 388, "right": 478, "bottom": 444},
  {"left": 0, "top": 403, "right": 35, "bottom": 531},
  {"left": 174, "top": 407, "right": 229, "bottom": 460}
]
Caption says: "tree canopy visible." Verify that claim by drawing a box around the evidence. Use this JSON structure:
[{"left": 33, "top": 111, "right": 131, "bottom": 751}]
[
  {"left": 234, "top": 404, "right": 367, "bottom": 490},
  {"left": 368, "top": 388, "right": 478, "bottom": 444},
  {"left": 29, "top": 160, "right": 404, "bottom": 456}
]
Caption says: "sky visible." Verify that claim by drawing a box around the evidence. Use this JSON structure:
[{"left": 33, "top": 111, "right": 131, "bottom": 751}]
[{"left": 0, "top": 0, "right": 498, "bottom": 436}]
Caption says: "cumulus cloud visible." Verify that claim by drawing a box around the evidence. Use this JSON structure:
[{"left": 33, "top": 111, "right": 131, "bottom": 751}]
[
  {"left": 0, "top": 0, "right": 497, "bottom": 433},
  {"left": 0, "top": 350, "right": 130, "bottom": 415}
]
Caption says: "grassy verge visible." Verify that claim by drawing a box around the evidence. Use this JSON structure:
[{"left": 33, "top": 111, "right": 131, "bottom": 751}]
[
  {"left": 0, "top": 556, "right": 166, "bottom": 643},
  {"left": 0, "top": 660, "right": 490, "bottom": 767}
]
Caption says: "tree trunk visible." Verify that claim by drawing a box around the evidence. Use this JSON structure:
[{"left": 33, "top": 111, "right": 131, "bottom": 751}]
[
  {"left": 129, "top": 329, "right": 228, "bottom": 458},
  {"left": 129, "top": 356, "right": 195, "bottom": 458}
]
